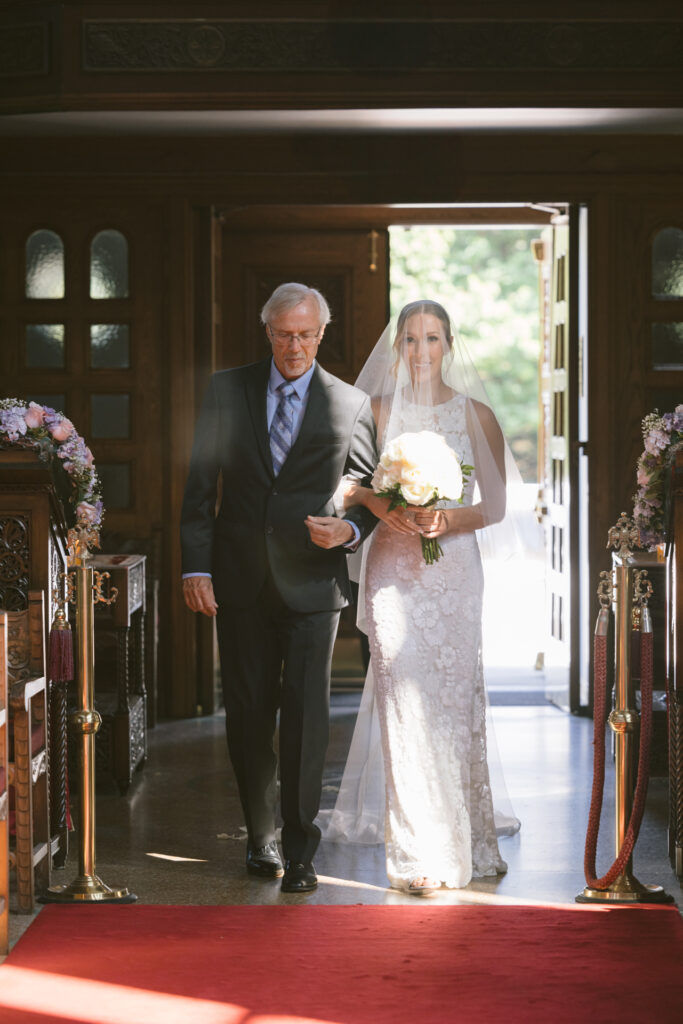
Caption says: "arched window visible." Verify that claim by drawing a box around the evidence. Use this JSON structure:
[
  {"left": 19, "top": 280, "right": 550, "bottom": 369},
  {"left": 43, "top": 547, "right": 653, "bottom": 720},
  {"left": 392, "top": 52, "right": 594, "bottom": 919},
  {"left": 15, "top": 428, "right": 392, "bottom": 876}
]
[
  {"left": 90, "top": 229, "right": 129, "bottom": 298},
  {"left": 25, "top": 229, "right": 65, "bottom": 298},
  {"left": 652, "top": 226, "right": 683, "bottom": 298}
]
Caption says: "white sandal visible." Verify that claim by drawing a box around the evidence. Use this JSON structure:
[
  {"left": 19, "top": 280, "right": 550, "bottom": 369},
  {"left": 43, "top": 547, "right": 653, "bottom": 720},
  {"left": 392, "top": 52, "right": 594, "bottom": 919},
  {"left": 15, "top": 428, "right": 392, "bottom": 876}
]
[{"left": 407, "top": 876, "right": 439, "bottom": 896}]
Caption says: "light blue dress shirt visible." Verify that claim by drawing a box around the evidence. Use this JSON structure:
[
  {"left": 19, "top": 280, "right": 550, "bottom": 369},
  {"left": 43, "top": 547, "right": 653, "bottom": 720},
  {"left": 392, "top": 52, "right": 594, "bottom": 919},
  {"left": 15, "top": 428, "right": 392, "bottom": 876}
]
[{"left": 183, "top": 359, "right": 359, "bottom": 580}]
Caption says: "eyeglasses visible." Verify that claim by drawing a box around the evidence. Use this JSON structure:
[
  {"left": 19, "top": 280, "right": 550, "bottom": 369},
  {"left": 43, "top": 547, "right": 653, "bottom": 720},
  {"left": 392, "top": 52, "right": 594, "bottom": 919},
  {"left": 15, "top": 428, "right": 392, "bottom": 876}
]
[{"left": 268, "top": 327, "right": 321, "bottom": 345}]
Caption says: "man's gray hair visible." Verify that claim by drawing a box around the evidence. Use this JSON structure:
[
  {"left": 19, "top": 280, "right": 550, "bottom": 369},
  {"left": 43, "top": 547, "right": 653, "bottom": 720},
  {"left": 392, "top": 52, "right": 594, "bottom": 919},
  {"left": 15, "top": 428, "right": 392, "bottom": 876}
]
[{"left": 260, "top": 282, "right": 331, "bottom": 327}]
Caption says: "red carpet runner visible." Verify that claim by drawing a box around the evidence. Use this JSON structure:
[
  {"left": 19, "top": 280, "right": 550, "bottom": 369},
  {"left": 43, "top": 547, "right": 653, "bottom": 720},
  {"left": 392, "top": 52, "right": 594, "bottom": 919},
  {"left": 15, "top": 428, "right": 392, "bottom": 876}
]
[{"left": 1, "top": 904, "right": 682, "bottom": 1023}]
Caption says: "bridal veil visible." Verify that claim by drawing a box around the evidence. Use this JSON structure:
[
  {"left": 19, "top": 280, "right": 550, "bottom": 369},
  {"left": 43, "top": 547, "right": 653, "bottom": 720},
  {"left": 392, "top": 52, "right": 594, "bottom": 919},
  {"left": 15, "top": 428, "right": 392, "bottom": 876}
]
[{"left": 322, "top": 300, "right": 541, "bottom": 845}]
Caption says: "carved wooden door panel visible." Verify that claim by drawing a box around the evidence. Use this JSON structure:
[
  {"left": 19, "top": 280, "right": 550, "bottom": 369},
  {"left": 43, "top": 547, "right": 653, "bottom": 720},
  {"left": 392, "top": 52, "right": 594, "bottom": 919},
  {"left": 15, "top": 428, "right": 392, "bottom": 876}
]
[{"left": 220, "top": 227, "right": 389, "bottom": 382}]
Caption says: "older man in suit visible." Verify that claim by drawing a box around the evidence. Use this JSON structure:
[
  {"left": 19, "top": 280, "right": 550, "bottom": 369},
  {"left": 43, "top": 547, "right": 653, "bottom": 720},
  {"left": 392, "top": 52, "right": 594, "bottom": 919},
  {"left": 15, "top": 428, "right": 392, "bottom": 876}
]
[{"left": 181, "top": 282, "right": 377, "bottom": 893}]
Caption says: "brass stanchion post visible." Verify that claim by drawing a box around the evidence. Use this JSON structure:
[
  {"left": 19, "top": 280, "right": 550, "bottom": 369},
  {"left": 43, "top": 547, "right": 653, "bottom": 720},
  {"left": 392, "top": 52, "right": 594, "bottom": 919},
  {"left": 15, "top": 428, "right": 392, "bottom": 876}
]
[
  {"left": 578, "top": 513, "right": 671, "bottom": 904},
  {"left": 44, "top": 561, "right": 136, "bottom": 903}
]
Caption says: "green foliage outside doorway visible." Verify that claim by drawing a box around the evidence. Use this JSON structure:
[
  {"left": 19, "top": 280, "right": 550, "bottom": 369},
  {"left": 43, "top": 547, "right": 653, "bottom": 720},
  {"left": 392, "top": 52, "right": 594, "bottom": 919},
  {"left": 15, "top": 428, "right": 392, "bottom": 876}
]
[{"left": 389, "top": 226, "right": 540, "bottom": 482}]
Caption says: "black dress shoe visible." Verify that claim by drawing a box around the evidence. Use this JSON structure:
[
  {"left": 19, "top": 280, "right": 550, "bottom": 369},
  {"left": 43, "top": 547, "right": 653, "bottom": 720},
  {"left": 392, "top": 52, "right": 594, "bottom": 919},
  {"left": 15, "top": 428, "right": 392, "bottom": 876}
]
[
  {"left": 246, "top": 841, "right": 284, "bottom": 878},
  {"left": 281, "top": 861, "right": 317, "bottom": 893}
]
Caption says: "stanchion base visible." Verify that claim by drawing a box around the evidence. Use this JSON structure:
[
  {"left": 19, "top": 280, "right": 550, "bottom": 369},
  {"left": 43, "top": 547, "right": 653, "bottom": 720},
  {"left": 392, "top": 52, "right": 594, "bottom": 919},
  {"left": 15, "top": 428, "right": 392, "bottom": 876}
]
[
  {"left": 576, "top": 882, "right": 674, "bottom": 905},
  {"left": 41, "top": 874, "right": 137, "bottom": 904}
]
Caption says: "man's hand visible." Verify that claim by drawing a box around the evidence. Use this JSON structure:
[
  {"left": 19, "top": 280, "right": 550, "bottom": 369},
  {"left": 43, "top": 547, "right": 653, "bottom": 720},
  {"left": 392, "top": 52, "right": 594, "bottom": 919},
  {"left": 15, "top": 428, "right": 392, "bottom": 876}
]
[
  {"left": 182, "top": 576, "right": 218, "bottom": 617},
  {"left": 305, "top": 515, "right": 354, "bottom": 549}
]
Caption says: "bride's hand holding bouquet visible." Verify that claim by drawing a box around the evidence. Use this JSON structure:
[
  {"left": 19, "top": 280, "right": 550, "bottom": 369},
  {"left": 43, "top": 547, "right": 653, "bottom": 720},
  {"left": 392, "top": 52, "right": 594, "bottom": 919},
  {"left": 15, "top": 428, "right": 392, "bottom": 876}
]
[
  {"left": 370, "top": 430, "right": 472, "bottom": 564},
  {"left": 342, "top": 478, "right": 422, "bottom": 538}
]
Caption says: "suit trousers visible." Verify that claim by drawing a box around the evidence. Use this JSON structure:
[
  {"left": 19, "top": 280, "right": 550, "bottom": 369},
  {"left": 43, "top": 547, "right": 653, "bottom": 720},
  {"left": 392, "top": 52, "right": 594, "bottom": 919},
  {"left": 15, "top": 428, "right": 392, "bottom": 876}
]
[{"left": 216, "top": 572, "right": 341, "bottom": 864}]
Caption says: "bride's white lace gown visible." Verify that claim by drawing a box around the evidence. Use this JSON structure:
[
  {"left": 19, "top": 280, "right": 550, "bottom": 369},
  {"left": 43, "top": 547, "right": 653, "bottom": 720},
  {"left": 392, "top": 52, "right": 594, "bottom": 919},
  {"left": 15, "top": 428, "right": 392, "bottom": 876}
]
[{"left": 364, "top": 394, "right": 507, "bottom": 889}]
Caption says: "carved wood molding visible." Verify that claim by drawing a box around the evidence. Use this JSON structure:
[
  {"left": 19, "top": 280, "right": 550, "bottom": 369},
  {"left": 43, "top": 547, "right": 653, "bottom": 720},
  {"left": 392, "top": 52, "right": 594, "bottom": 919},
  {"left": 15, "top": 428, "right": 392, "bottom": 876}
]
[
  {"left": 0, "top": 515, "right": 29, "bottom": 613},
  {"left": 82, "top": 19, "right": 683, "bottom": 73},
  {"left": 6, "top": 610, "right": 30, "bottom": 686}
]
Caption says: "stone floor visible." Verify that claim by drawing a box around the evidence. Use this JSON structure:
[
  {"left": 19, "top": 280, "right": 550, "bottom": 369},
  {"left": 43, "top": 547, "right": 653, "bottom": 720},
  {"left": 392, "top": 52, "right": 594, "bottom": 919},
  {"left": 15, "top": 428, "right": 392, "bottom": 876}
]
[{"left": 5, "top": 678, "right": 681, "bottom": 956}]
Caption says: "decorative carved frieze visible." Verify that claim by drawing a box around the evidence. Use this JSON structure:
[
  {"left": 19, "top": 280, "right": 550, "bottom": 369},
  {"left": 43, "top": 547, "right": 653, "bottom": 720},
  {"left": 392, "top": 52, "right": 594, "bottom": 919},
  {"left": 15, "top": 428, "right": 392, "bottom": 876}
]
[
  {"left": 7, "top": 610, "right": 30, "bottom": 685},
  {"left": 82, "top": 19, "right": 683, "bottom": 73},
  {"left": 0, "top": 515, "right": 29, "bottom": 612},
  {"left": 0, "top": 22, "right": 49, "bottom": 77}
]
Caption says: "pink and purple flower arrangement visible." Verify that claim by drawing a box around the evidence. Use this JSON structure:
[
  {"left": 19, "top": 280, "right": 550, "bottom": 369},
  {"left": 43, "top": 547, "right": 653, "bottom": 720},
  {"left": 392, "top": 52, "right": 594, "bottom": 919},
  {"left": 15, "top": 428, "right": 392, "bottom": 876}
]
[
  {"left": 0, "top": 398, "right": 104, "bottom": 546},
  {"left": 633, "top": 404, "right": 683, "bottom": 549}
]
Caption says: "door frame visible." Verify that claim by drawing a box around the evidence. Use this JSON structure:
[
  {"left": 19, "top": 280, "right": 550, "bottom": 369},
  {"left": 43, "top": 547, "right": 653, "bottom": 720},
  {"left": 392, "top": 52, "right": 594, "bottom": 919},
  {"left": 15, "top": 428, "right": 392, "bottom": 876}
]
[{"left": 195, "top": 202, "right": 591, "bottom": 714}]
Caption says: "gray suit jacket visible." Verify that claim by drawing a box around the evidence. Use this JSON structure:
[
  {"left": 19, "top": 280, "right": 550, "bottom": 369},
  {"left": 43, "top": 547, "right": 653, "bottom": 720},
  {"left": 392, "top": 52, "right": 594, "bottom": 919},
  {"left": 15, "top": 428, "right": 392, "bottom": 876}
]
[{"left": 180, "top": 358, "right": 378, "bottom": 612}]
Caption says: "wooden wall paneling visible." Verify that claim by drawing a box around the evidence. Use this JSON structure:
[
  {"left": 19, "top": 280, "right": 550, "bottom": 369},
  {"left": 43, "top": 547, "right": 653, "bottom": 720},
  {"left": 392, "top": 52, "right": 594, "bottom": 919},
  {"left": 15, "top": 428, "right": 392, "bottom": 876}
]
[
  {"left": 614, "top": 199, "right": 683, "bottom": 519},
  {"left": 190, "top": 204, "right": 222, "bottom": 717},
  {"left": 2, "top": 135, "right": 683, "bottom": 209},
  {"left": 618, "top": 202, "right": 654, "bottom": 515},
  {"left": 216, "top": 206, "right": 555, "bottom": 230},
  {"left": 220, "top": 226, "right": 389, "bottom": 382},
  {"left": 0, "top": 199, "right": 166, "bottom": 541},
  {"left": 4, "top": 3, "right": 683, "bottom": 114},
  {"left": 587, "top": 193, "right": 618, "bottom": 707},
  {"left": 0, "top": 198, "right": 171, "bottom": 714},
  {"left": 641, "top": 202, "right": 683, "bottom": 417},
  {"left": 164, "top": 198, "right": 200, "bottom": 720},
  {"left": 2, "top": 132, "right": 683, "bottom": 718}
]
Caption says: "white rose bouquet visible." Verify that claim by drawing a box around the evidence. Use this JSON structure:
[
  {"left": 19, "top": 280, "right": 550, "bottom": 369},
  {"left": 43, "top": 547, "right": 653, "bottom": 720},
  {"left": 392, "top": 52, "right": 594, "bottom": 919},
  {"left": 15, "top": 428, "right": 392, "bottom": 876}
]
[{"left": 372, "top": 430, "right": 472, "bottom": 564}]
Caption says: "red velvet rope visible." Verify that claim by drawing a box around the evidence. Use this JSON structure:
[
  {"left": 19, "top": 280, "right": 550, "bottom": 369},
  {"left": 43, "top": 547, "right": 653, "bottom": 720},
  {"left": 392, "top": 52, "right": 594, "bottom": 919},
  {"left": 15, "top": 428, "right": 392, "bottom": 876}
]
[{"left": 583, "top": 624, "right": 654, "bottom": 890}]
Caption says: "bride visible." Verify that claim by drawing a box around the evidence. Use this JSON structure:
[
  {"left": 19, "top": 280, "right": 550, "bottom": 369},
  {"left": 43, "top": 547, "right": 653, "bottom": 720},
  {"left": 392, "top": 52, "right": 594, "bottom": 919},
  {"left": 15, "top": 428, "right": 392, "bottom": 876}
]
[{"left": 324, "top": 299, "right": 522, "bottom": 895}]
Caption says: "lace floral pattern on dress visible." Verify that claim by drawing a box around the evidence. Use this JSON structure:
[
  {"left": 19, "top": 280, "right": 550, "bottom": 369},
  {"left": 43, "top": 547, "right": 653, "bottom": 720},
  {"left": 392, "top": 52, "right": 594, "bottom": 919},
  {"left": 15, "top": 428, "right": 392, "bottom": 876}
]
[{"left": 365, "top": 394, "right": 507, "bottom": 889}]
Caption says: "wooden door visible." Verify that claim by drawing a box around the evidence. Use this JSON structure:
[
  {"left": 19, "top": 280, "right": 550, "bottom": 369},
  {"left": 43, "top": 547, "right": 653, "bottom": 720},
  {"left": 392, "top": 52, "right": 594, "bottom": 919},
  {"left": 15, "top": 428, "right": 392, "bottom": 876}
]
[
  {"left": 218, "top": 221, "right": 389, "bottom": 666},
  {"left": 0, "top": 201, "right": 167, "bottom": 717},
  {"left": 541, "top": 208, "right": 584, "bottom": 713},
  {"left": 220, "top": 227, "right": 389, "bottom": 381},
  {"left": 0, "top": 202, "right": 164, "bottom": 544}
]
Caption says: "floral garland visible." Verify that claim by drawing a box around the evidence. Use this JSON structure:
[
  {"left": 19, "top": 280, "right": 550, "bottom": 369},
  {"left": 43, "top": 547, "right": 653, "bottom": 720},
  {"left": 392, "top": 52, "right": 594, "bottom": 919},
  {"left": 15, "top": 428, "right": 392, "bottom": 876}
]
[
  {"left": 633, "top": 404, "right": 683, "bottom": 549},
  {"left": 0, "top": 398, "right": 104, "bottom": 552}
]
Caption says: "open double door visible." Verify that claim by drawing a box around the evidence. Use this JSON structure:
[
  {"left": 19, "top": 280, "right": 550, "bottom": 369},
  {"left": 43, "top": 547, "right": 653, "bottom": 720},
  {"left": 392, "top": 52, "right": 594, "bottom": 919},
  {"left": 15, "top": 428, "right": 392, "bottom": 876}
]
[{"left": 212, "top": 206, "right": 588, "bottom": 714}]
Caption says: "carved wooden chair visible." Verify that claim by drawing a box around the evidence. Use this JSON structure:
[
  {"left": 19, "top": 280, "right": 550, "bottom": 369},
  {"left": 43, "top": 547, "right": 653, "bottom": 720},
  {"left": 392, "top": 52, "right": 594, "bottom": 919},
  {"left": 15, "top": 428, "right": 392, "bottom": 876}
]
[
  {"left": 0, "top": 612, "right": 9, "bottom": 953},
  {"left": 7, "top": 591, "right": 51, "bottom": 912}
]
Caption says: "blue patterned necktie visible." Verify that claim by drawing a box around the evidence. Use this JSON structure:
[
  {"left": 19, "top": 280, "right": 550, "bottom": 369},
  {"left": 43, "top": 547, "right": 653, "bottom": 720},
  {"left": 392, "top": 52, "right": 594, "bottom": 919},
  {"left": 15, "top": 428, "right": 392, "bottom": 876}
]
[{"left": 269, "top": 381, "right": 297, "bottom": 475}]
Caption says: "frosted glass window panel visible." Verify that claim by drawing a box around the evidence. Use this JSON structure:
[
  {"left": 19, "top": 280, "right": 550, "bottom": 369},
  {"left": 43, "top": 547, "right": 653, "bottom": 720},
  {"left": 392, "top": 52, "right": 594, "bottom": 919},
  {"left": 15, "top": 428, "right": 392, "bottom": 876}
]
[
  {"left": 90, "top": 324, "right": 130, "bottom": 368},
  {"left": 25, "top": 229, "right": 65, "bottom": 299},
  {"left": 97, "top": 463, "right": 131, "bottom": 509},
  {"left": 24, "top": 394, "right": 66, "bottom": 414},
  {"left": 91, "top": 393, "right": 130, "bottom": 438},
  {"left": 652, "top": 322, "right": 683, "bottom": 370},
  {"left": 652, "top": 227, "right": 683, "bottom": 298},
  {"left": 25, "top": 324, "right": 65, "bottom": 368},
  {"left": 90, "top": 230, "right": 129, "bottom": 299}
]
